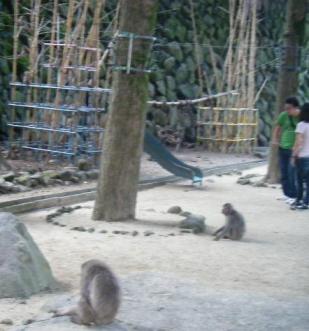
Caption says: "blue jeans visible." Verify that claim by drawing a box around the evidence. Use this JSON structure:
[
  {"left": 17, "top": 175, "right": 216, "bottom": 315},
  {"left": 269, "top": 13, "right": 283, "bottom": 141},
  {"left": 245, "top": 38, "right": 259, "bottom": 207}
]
[
  {"left": 295, "top": 157, "right": 309, "bottom": 205},
  {"left": 279, "top": 147, "right": 297, "bottom": 198}
]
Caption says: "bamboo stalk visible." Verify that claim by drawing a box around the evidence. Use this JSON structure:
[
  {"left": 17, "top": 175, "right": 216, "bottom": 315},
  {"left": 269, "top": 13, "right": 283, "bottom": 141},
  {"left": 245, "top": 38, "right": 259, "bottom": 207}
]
[
  {"left": 10, "top": 0, "right": 20, "bottom": 143},
  {"left": 247, "top": 0, "right": 257, "bottom": 108},
  {"left": 189, "top": 0, "right": 204, "bottom": 96}
]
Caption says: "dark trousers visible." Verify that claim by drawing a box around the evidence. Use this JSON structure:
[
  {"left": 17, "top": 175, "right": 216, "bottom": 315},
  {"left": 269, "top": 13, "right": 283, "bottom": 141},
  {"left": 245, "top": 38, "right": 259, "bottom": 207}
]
[
  {"left": 279, "top": 147, "right": 297, "bottom": 198},
  {"left": 295, "top": 157, "right": 309, "bottom": 205}
]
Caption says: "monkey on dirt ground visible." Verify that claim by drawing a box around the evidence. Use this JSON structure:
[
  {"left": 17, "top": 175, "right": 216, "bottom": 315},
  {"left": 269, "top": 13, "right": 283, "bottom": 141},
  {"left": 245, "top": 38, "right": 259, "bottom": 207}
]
[
  {"left": 53, "top": 259, "right": 120, "bottom": 326},
  {"left": 213, "top": 203, "right": 246, "bottom": 241}
]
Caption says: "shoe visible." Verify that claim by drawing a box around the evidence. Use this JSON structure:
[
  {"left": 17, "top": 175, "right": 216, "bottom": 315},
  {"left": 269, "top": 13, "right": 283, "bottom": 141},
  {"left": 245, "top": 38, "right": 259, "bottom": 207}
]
[
  {"left": 290, "top": 200, "right": 302, "bottom": 210},
  {"left": 296, "top": 204, "right": 309, "bottom": 210},
  {"left": 287, "top": 198, "right": 296, "bottom": 205}
]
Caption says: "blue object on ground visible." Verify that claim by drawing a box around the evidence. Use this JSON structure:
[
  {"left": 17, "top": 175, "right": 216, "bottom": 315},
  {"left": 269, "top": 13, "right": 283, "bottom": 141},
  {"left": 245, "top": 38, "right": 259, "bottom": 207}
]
[{"left": 144, "top": 131, "right": 203, "bottom": 182}]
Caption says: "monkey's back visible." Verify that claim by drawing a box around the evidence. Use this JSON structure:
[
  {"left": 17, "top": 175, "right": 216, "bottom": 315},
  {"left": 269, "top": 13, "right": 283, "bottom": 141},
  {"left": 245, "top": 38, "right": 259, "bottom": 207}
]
[
  {"left": 230, "top": 211, "right": 246, "bottom": 240},
  {"left": 83, "top": 260, "right": 121, "bottom": 325}
]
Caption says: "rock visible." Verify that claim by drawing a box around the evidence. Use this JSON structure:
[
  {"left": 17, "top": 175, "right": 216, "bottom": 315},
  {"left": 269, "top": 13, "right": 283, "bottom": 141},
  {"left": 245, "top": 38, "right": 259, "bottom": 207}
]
[
  {"left": 166, "top": 75, "right": 176, "bottom": 91},
  {"left": 14, "top": 174, "right": 31, "bottom": 187},
  {"left": 0, "top": 180, "right": 27, "bottom": 194},
  {"left": 29, "top": 173, "right": 46, "bottom": 186},
  {"left": 100, "top": 230, "right": 108, "bottom": 234},
  {"left": 23, "top": 319, "right": 35, "bottom": 325},
  {"left": 144, "top": 231, "right": 154, "bottom": 236},
  {"left": 131, "top": 231, "right": 139, "bottom": 236},
  {"left": 156, "top": 80, "right": 166, "bottom": 95},
  {"left": 87, "top": 228, "right": 95, "bottom": 233},
  {"left": 175, "top": 63, "right": 188, "bottom": 84},
  {"left": 77, "top": 159, "right": 91, "bottom": 171},
  {"left": 0, "top": 213, "right": 56, "bottom": 298},
  {"left": 71, "top": 226, "right": 86, "bottom": 232},
  {"left": 2, "top": 171, "right": 15, "bottom": 182},
  {"left": 179, "top": 214, "right": 206, "bottom": 234},
  {"left": 75, "top": 171, "right": 87, "bottom": 181},
  {"left": 0, "top": 319, "right": 13, "bottom": 325},
  {"left": 58, "top": 170, "right": 73, "bottom": 182},
  {"left": 167, "top": 41, "right": 183, "bottom": 61},
  {"left": 252, "top": 180, "right": 267, "bottom": 188},
  {"left": 180, "top": 229, "right": 192, "bottom": 234},
  {"left": 168, "top": 233, "right": 175, "bottom": 236},
  {"left": 163, "top": 57, "right": 176, "bottom": 71},
  {"left": 85, "top": 169, "right": 99, "bottom": 180},
  {"left": 237, "top": 178, "right": 251, "bottom": 185},
  {"left": 179, "top": 211, "right": 191, "bottom": 217},
  {"left": 167, "top": 206, "right": 182, "bottom": 214}
]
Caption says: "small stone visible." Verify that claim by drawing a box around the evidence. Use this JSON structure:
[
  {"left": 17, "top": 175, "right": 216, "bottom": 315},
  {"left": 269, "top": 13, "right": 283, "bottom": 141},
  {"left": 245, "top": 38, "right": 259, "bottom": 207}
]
[
  {"left": 59, "top": 224, "right": 66, "bottom": 227},
  {"left": 87, "top": 228, "right": 95, "bottom": 233},
  {"left": 252, "top": 180, "right": 267, "bottom": 188},
  {"left": 237, "top": 178, "right": 251, "bottom": 185},
  {"left": 180, "top": 229, "right": 192, "bottom": 234},
  {"left": 131, "top": 231, "right": 139, "bottom": 236},
  {"left": 71, "top": 226, "right": 86, "bottom": 232},
  {"left": 119, "top": 231, "right": 129, "bottom": 235},
  {"left": 100, "top": 230, "right": 108, "bottom": 234},
  {"left": 23, "top": 319, "right": 35, "bottom": 325},
  {"left": 0, "top": 319, "right": 13, "bottom": 325},
  {"left": 113, "top": 230, "right": 121, "bottom": 234},
  {"left": 53, "top": 221, "right": 59, "bottom": 225},
  {"left": 167, "top": 206, "right": 182, "bottom": 214},
  {"left": 168, "top": 233, "right": 175, "bottom": 236},
  {"left": 57, "top": 206, "right": 74, "bottom": 214},
  {"left": 19, "top": 300, "right": 27, "bottom": 304},
  {"left": 85, "top": 169, "right": 99, "bottom": 180},
  {"left": 144, "top": 231, "right": 154, "bottom": 236}
]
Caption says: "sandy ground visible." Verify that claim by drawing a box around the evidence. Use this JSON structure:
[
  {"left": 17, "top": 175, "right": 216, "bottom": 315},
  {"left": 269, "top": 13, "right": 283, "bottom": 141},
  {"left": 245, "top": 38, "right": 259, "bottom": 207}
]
[{"left": 1, "top": 165, "right": 309, "bottom": 330}]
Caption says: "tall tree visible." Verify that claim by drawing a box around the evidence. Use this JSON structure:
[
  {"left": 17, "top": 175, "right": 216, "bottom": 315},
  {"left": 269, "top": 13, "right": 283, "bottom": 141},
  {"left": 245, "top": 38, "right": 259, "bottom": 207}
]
[
  {"left": 266, "top": 0, "right": 307, "bottom": 183},
  {"left": 92, "top": 0, "right": 158, "bottom": 221}
]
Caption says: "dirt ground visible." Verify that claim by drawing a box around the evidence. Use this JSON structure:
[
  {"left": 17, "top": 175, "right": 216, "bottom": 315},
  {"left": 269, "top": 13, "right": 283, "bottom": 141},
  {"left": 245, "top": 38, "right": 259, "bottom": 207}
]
[{"left": 1, "top": 165, "right": 309, "bottom": 331}]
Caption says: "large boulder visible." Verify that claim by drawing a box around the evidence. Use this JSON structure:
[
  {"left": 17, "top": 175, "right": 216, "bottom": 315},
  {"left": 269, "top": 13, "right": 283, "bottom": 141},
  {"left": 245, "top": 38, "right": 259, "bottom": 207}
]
[{"left": 0, "top": 213, "right": 56, "bottom": 298}]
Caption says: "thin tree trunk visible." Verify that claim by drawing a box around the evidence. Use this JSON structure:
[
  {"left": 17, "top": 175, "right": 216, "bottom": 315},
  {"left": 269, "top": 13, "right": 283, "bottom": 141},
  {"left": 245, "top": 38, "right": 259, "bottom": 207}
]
[
  {"left": 92, "top": 0, "right": 158, "bottom": 221},
  {"left": 266, "top": 0, "right": 306, "bottom": 183}
]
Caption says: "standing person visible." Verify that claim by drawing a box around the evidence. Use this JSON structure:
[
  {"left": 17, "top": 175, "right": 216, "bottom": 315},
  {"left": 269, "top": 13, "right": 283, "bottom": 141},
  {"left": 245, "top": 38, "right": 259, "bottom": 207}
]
[
  {"left": 272, "top": 97, "right": 300, "bottom": 203},
  {"left": 291, "top": 103, "right": 309, "bottom": 210}
]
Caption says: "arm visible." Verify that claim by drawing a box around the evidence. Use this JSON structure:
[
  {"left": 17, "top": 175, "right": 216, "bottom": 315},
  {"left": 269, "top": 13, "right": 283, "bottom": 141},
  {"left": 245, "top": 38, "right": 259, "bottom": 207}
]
[
  {"left": 214, "top": 224, "right": 230, "bottom": 241},
  {"left": 292, "top": 133, "right": 304, "bottom": 158},
  {"left": 271, "top": 125, "right": 281, "bottom": 145},
  {"left": 212, "top": 226, "right": 224, "bottom": 236}
]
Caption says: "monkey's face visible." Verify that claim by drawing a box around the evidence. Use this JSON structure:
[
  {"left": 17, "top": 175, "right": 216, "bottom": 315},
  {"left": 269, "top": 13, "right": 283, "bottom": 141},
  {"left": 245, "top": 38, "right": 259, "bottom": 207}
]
[{"left": 222, "top": 203, "right": 232, "bottom": 215}]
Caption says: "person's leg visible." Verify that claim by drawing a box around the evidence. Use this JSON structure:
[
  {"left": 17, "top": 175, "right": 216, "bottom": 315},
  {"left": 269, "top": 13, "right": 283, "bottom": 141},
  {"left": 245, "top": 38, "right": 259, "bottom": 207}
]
[
  {"left": 303, "top": 158, "right": 309, "bottom": 206},
  {"left": 279, "top": 148, "right": 291, "bottom": 197},
  {"left": 288, "top": 151, "right": 297, "bottom": 199},
  {"left": 295, "top": 158, "right": 304, "bottom": 203}
]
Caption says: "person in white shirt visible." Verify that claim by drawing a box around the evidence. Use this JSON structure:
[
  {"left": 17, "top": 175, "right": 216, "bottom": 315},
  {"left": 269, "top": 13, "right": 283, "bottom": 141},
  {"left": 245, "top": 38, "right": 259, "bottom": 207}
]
[{"left": 292, "top": 103, "right": 309, "bottom": 210}]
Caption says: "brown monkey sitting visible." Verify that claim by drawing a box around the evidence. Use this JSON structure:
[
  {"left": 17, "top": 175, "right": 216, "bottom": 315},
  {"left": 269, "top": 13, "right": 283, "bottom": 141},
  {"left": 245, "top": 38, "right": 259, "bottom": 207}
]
[
  {"left": 213, "top": 203, "right": 246, "bottom": 241},
  {"left": 54, "top": 259, "right": 120, "bottom": 326}
]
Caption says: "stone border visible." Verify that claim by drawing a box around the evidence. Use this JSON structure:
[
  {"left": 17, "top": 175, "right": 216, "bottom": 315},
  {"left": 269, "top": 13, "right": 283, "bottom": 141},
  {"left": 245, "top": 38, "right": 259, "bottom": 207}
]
[{"left": 0, "top": 160, "right": 265, "bottom": 214}]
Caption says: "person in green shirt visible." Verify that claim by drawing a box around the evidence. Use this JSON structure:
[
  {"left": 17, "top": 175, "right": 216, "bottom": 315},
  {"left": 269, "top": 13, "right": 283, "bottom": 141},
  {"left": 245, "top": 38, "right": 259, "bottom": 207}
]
[{"left": 272, "top": 97, "right": 300, "bottom": 202}]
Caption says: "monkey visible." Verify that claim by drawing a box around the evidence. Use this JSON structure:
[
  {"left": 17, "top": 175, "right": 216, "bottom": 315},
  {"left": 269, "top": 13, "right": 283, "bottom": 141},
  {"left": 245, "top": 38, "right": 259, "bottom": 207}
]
[
  {"left": 213, "top": 203, "right": 246, "bottom": 241},
  {"left": 53, "top": 259, "right": 120, "bottom": 326}
]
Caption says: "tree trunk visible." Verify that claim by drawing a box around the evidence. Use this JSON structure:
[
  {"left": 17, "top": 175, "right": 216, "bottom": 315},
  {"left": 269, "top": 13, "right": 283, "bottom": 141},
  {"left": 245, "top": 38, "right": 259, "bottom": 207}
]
[
  {"left": 92, "top": 0, "right": 158, "bottom": 221},
  {"left": 266, "top": 0, "right": 306, "bottom": 183}
]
